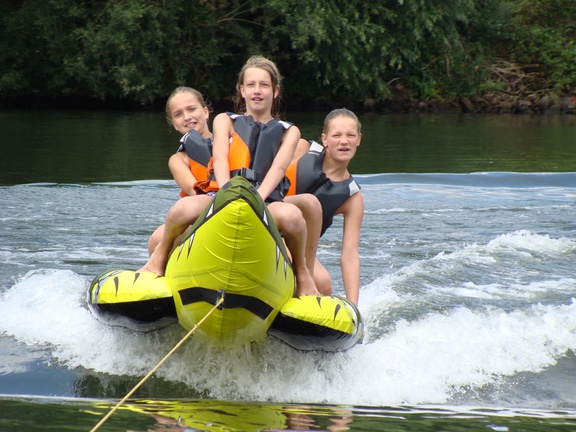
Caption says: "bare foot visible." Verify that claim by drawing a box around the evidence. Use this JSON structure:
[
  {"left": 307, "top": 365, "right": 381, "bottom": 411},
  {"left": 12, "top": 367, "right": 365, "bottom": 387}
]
[
  {"left": 295, "top": 268, "right": 321, "bottom": 297},
  {"left": 137, "top": 248, "right": 169, "bottom": 276}
]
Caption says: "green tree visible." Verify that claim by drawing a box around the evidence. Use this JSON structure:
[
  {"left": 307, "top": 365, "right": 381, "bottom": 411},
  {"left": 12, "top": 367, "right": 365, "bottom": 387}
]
[
  {"left": 1, "top": 0, "right": 574, "bottom": 109},
  {"left": 507, "top": 0, "right": 576, "bottom": 94}
]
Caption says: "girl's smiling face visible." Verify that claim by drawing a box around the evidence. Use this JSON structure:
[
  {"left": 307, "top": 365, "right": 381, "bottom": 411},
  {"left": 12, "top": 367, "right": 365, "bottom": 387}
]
[
  {"left": 322, "top": 116, "right": 362, "bottom": 163},
  {"left": 168, "top": 92, "right": 210, "bottom": 137},
  {"left": 240, "top": 67, "right": 278, "bottom": 118}
]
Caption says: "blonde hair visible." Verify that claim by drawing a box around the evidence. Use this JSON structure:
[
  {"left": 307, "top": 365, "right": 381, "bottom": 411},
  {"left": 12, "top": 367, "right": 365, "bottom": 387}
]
[
  {"left": 322, "top": 108, "right": 362, "bottom": 135},
  {"left": 165, "top": 86, "right": 211, "bottom": 125},
  {"left": 234, "top": 55, "right": 283, "bottom": 119}
]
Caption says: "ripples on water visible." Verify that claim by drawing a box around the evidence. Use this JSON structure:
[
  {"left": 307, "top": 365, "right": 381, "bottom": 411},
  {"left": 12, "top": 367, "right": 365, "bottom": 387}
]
[{"left": 1, "top": 173, "right": 576, "bottom": 430}]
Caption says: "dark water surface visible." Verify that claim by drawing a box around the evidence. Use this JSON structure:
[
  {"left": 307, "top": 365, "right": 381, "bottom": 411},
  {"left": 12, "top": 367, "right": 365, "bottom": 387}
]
[
  {"left": 1, "top": 109, "right": 575, "bottom": 185},
  {"left": 1, "top": 109, "right": 576, "bottom": 431}
]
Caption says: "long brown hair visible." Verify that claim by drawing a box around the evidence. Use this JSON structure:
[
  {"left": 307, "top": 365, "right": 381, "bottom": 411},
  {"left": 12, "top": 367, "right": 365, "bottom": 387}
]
[{"left": 234, "top": 55, "right": 283, "bottom": 119}]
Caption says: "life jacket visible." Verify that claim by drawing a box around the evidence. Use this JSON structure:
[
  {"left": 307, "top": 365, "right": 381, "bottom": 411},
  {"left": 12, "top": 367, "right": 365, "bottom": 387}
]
[
  {"left": 177, "top": 130, "right": 213, "bottom": 197},
  {"left": 194, "top": 113, "right": 292, "bottom": 202},
  {"left": 286, "top": 140, "right": 361, "bottom": 236}
]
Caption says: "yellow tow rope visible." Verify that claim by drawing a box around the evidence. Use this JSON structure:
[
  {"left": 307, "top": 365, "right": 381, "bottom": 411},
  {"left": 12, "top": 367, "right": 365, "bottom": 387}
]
[{"left": 89, "top": 293, "right": 225, "bottom": 432}]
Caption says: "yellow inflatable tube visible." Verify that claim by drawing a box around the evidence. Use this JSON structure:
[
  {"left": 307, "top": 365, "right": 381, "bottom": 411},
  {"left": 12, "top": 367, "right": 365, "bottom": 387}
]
[
  {"left": 167, "top": 176, "right": 295, "bottom": 347},
  {"left": 87, "top": 176, "right": 363, "bottom": 351},
  {"left": 87, "top": 269, "right": 175, "bottom": 326}
]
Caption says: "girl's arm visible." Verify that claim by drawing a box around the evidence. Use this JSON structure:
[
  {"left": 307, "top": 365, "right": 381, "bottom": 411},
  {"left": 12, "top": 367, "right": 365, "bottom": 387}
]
[
  {"left": 169, "top": 152, "right": 197, "bottom": 196},
  {"left": 212, "top": 113, "right": 234, "bottom": 188},
  {"left": 338, "top": 192, "right": 364, "bottom": 305},
  {"left": 291, "top": 138, "right": 311, "bottom": 163},
  {"left": 257, "top": 126, "right": 301, "bottom": 201}
]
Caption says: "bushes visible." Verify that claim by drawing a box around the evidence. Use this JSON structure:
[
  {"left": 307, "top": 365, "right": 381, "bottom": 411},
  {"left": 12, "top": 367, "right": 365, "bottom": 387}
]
[{"left": 0, "top": 0, "right": 574, "bottom": 110}]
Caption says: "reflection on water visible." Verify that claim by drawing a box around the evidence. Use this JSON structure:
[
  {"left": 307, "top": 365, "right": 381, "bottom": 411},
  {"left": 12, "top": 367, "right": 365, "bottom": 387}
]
[
  {"left": 121, "top": 400, "right": 355, "bottom": 431},
  {"left": 2, "top": 395, "right": 576, "bottom": 432},
  {"left": 351, "top": 113, "right": 576, "bottom": 173},
  {"left": 289, "top": 112, "right": 576, "bottom": 174},
  {"left": 1, "top": 110, "right": 575, "bottom": 185}
]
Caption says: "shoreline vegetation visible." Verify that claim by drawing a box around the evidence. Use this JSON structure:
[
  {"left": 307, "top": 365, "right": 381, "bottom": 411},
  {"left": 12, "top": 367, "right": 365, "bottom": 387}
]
[{"left": 1, "top": 1, "right": 574, "bottom": 115}]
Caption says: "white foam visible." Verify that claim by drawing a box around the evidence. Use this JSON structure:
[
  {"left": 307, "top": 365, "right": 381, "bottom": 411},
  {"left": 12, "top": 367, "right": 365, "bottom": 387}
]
[
  {"left": 487, "top": 230, "right": 576, "bottom": 254},
  {"left": 2, "top": 268, "right": 575, "bottom": 406}
]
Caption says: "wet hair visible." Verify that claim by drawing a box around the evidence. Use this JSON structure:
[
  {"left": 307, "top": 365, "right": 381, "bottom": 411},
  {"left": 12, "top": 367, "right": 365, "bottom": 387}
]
[
  {"left": 322, "top": 108, "right": 362, "bottom": 135},
  {"left": 165, "top": 86, "right": 211, "bottom": 125},
  {"left": 234, "top": 55, "right": 283, "bottom": 119}
]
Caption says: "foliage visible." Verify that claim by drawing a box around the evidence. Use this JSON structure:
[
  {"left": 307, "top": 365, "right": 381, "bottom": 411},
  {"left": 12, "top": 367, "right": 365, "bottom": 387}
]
[
  {"left": 0, "top": 0, "right": 575, "bottom": 108},
  {"left": 0, "top": 0, "right": 265, "bottom": 106},
  {"left": 505, "top": 0, "right": 576, "bottom": 94}
]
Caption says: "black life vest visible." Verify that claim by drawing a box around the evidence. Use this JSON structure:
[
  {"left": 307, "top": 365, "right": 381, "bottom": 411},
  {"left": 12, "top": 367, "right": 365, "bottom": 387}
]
[
  {"left": 195, "top": 113, "right": 291, "bottom": 202},
  {"left": 177, "top": 130, "right": 213, "bottom": 197},
  {"left": 286, "top": 141, "right": 361, "bottom": 235}
]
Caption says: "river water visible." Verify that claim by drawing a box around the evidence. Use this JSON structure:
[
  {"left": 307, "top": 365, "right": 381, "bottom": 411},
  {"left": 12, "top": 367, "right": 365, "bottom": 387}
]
[{"left": 1, "top": 109, "right": 576, "bottom": 431}]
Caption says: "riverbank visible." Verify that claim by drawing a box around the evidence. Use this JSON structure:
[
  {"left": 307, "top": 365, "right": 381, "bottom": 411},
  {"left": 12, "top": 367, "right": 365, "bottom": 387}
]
[
  {"left": 357, "top": 91, "right": 576, "bottom": 115},
  {"left": 3, "top": 93, "right": 575, "bottom": 115}
]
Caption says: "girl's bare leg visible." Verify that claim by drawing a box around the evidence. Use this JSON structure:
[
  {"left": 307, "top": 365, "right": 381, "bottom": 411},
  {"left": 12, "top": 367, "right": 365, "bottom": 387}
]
[
  {"left": 285, "top": 193, "right": 322, "bottom": 280},
  {"left": 148, "top": 224, "right": 190, "bottom": 256},
  {"left": 148, "top": 224, "right": 164, "bottom": 255},
  {"left": 139, "top": 195, "right": 212, "bottom": 276},
  {"left": 268, "top": 202, "right": 320, "bottom": 297},
  {"left": 314, "top": 258, "right": 333, "bottom": 295}
]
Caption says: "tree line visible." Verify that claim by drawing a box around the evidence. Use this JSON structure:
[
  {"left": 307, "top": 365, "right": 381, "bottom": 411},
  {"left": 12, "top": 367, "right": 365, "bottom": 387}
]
[{"left": 1, "top": 0, "right": 575, "bottom": 112}]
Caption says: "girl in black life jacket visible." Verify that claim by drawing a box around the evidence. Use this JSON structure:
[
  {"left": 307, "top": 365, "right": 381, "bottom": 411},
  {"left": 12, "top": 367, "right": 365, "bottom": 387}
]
[
  {"left": 147, "top": 86, "right": 213, "bottom": 255},
  {"left": 211, "top": 55, "right": 319, "bottom": 297},
  {"left": 287, "top": 109, "right": 364, "bottom": 305}
]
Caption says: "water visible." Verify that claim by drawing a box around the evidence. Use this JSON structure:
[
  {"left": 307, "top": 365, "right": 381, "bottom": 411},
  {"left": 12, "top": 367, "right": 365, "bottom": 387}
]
[
  {"left": 1, "top": 110, "right": 576, "bottom": 430},
  {"left": 2, "top": 110, "right": 576, "bottom": 185}
]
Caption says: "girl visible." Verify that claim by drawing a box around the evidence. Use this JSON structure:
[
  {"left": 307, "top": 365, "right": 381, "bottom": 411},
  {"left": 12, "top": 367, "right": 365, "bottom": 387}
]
[
  {"left": 286, "top": 108, "right": 364, "bottom": 305},
  {"left": 165, "top": 86, "right": 213, "bottom": 198},
  {"left": 210, "top": 55, "right": 319, "bottom": 297},
  {"left": 147, "top": 87, "right": 213, "bottom": 254}
]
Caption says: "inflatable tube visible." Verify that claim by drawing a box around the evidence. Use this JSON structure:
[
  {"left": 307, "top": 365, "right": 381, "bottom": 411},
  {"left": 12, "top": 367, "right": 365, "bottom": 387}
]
[
  {"left": 87, "top": 269, "right": 176, "bottom": 327},
  {"left": 87, "top": 176, "right": 363, "bottom": 351},
  {"left": 167, "top": 176, "right": 295, "bottom": 347},
  {"left": 269, "top": 296, "right": 363, "bottom": 352}
]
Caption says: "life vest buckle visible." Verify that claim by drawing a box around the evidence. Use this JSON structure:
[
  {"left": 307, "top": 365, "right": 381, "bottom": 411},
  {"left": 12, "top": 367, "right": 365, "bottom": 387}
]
[{"left": 237, "top": 167, "right": 259, "bottom": 183}]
